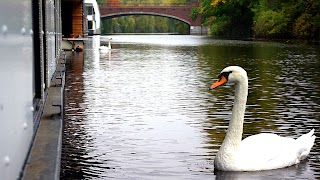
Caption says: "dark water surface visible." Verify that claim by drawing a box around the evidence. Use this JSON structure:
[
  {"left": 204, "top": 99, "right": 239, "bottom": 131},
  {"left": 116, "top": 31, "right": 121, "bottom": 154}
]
[{"left": 61, "top": 35, "right": 320, "bottom": 179}]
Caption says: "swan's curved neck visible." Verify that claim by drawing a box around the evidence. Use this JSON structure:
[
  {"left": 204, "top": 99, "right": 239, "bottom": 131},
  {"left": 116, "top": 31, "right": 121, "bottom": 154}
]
[
  {"left": 108, "top": 40, "right": 111, "bottom": 49},
  {"left": 222, "top": 78, "right": 248, "bottom": 149}
]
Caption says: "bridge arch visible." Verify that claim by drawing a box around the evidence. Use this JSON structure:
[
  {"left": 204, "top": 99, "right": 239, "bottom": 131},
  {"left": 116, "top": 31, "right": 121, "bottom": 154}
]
[
  {"left": 98, "top": 2, "right": 204, "bottom": 34},
  {"left": 101, "top": 12, "right": 191, "bottom": 25}
]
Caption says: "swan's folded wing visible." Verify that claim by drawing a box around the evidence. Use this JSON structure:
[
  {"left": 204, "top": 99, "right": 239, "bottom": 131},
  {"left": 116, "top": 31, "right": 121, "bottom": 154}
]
[{"left": 238, "top": 133, "right": 297, "bottom": 164}]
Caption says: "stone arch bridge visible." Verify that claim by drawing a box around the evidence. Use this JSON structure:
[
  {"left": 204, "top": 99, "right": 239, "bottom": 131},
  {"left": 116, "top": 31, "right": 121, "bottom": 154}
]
[{"left": 98, "top": 1, "right": 203, "bottom": 34}]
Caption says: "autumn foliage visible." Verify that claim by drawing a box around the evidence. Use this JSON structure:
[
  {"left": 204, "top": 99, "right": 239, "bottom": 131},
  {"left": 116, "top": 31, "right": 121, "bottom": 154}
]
[{"left": 198, "top": 0, "right": 320, "bottom": 39}]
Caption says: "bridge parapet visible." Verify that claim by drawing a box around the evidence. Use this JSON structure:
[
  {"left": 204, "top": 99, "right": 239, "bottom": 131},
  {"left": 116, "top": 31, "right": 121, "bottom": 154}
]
[{"left": 99, "top": 2, "right": 191, "bottom": 7}]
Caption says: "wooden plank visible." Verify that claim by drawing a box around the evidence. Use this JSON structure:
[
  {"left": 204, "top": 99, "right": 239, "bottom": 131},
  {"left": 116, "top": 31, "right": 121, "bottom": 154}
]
[{"left": 72, "top": 1, "right": 83, "bottom": 37}]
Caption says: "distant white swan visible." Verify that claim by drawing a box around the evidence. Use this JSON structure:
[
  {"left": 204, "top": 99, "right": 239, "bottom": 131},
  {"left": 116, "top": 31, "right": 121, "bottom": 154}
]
[
  {"left": 210, "top": 66, "right": 316, "bottom": 171},
  {"left": 99, "top": 38, "right": 112, "bottom": 50}
]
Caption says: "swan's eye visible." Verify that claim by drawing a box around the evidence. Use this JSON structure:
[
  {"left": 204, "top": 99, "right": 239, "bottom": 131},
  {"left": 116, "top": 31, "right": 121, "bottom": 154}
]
[{"left": 218, "top": 71, "right": 232, "bottom": 81}]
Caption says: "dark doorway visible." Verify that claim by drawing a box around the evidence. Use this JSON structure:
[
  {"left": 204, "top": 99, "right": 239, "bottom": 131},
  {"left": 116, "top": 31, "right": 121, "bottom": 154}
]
[{"left": 61, "top": 1, "right": 73, "bottom": 37}]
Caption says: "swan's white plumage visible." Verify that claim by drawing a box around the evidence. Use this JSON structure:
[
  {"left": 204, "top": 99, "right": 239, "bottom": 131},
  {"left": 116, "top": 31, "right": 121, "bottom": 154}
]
[
  {"left": 99, "top": 38, "right": 112, "bottom": 50},
  {"left": 211, "top": 66, "right": 316, "bottom": 171},
  {"left": 99, "top": 45, "right": 110, "bottom": 50}
]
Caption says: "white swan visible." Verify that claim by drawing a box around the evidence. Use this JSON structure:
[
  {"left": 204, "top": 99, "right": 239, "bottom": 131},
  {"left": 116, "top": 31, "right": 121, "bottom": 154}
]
[
  {"left": 210, "top": 66, "right": 316, "bottom": 171},
  {"left": 99, "top": 38, "right": 112, "bottom": 50}
]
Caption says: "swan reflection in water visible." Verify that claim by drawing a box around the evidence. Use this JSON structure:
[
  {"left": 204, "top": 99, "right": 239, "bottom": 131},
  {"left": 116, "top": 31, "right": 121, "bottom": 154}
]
[
  {"left": 214, "top": 160, "right": 315, "bottom": 180},
  {"left": 99, "top": 49, "right": 111, "bottom": 60}
]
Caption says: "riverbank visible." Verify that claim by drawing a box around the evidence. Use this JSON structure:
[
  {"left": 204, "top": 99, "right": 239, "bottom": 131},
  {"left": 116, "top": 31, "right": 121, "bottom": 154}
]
[
  {"left": 252, "top": 37, "right": 320, "bottom": 45},
  {"left": 207, "top": 35, "right": 320, "bottom": 45}
]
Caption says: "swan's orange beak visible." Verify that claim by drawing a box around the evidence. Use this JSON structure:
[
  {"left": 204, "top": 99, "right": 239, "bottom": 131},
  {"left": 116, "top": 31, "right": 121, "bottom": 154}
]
[{"left": 210, "top": 75, "right": 227, "bottom": 89}]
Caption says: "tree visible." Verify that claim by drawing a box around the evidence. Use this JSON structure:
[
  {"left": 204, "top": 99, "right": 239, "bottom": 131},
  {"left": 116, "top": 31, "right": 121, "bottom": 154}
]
[
  {"left": 253, "top": 10, "right": 290, "bottom": 38},
  {"left": 136, "top": 16, "right": 151, "bottom": 33},
  {"left": 190, "top": 6, "right": 199, "bottom": 22},
  {"left": 101, "top": 18, "right": 113, "bottom": 34},
  {"left": 123, "top": 16, "right": 135, "bottom": 33},
  {"left": 154, "top": 16, "right": 169, "bottom": 33},
  {"left": 209, "top": 0, "right": 254, "bottom": 37}
]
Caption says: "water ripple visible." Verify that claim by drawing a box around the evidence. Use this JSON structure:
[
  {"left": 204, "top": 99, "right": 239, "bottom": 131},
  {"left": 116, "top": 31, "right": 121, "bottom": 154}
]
[{"left": 61, "top": 36, "right": 320, "bottom": 179}]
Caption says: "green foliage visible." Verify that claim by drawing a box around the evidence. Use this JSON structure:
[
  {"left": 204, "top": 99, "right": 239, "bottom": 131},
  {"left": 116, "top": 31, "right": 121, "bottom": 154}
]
[
  {"left": 209, "top": 0, "right": 254, "bottom": 38},
  {"left": 136, "top": 16, "right": 155, "bottom": 33},
  {"left": 293, "top": 13, "right": 313, "bottom": 39},
  {"left": 253, "top": 10, "right": 290, "bottom": 38},
  {"left": 200, "top": 0, "right": 215, "bottom": 25},
  {"left": 101, "top": 18, "right": 113, "bottom": 33},
  {"left": 253, "top": 0, "right": 283, "bottom": 12},
  {"left": 252, "top": 0, "right": 320, "bottom": 39},
  {"left": 112, "top": 18, "right": 121, "bottom": 32},
  {"left": 190, "top": 6, "right": 199, "bottom": 21},
  {"left": 199, "top": 0, "right": 320, "bottom": 40},
  {"left": 293, "top": 13, "right": 320, "bottom": 39},
  {"left": 101, "top": 15, "right": 189, "bottom": 34},
  {"left": 209, "top": 16, "right": 229, "bottom": 36},
  {"left": 154, "top": 17, "right": 169, "bottom": 32},
  {"left": 100, "top": 0, "right": 320, "bottom": 39},
  {"left": 175, "top": 21, "right": 189, "bottom": 34},
  {"left": 120, "top": 17, "right": 135, "bottom": 33}
]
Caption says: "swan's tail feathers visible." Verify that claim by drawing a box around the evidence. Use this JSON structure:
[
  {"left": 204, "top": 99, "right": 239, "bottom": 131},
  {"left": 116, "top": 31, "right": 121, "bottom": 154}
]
[{"left": 296, "top": 129, "right": 316, "bottom": 161}]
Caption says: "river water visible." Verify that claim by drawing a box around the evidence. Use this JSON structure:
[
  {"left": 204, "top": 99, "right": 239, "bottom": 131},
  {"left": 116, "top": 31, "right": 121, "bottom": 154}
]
[{"left": 61, "top": 35, "right": 320, "bottom": 179}]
